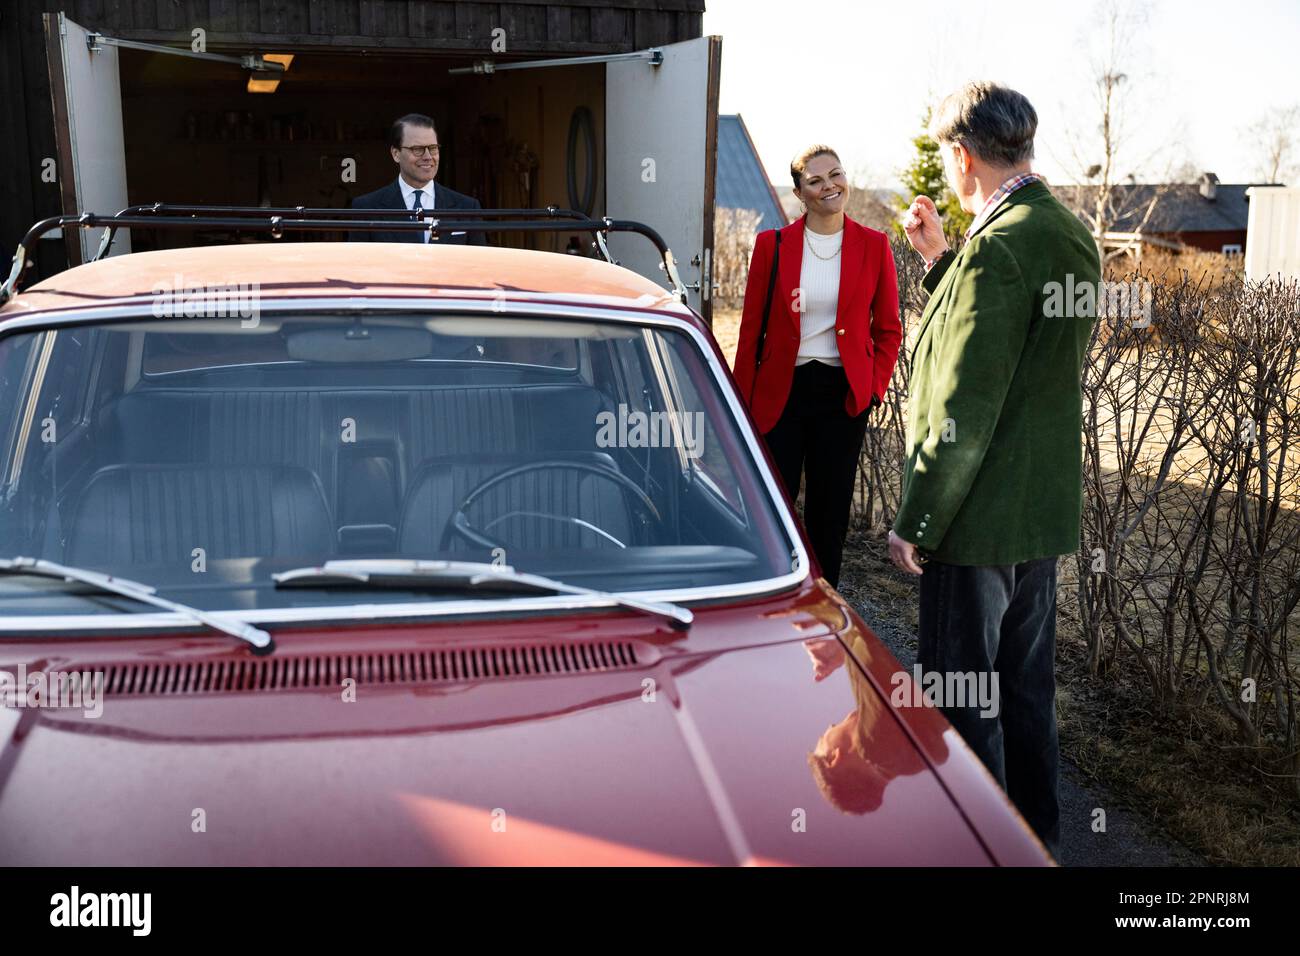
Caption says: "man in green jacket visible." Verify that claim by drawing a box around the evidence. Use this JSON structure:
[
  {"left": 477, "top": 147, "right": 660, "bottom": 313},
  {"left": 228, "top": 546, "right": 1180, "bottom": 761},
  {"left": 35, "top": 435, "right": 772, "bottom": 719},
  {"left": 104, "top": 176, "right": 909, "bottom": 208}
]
[{"left": 892, "top": 81, "right": 1100, "bottom": 862}]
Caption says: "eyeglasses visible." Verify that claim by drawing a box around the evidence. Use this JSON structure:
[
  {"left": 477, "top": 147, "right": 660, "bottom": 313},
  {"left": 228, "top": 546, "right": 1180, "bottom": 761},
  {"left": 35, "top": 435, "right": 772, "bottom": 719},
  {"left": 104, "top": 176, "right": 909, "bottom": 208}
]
[{"left": 400, "top": 145, "right": 441, "bottom": 156}]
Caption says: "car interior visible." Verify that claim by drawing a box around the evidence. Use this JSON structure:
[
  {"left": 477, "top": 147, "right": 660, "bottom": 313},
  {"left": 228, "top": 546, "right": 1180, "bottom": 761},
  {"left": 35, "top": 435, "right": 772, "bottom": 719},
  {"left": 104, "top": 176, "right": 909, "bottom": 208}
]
[{"left": 0, "top": 312, "right": 792, "bottom": 610}]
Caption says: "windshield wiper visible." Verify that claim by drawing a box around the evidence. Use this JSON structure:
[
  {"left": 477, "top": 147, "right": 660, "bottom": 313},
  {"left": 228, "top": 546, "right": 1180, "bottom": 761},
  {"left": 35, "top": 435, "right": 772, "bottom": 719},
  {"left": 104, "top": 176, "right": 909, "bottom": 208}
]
[
  {"left": 272, "top": 559, "right": 693, "bottom": 631},
  {"left": 0, "top": 556, "right": 275, "bottom": 655}
]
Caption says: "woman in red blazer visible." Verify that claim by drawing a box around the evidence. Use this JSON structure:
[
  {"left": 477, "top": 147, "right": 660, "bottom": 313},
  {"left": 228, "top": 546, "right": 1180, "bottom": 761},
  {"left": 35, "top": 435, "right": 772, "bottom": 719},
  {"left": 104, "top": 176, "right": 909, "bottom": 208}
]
[{"left": 733, "top": 145, "right": 901, "bottom": 587}]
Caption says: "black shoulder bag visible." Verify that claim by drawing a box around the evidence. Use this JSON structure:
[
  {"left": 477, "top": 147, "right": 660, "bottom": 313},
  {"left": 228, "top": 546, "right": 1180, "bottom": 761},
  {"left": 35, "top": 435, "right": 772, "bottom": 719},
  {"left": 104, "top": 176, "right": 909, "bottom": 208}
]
[{"left": 748, "top": 230, "right": 782, "bottom": 406}]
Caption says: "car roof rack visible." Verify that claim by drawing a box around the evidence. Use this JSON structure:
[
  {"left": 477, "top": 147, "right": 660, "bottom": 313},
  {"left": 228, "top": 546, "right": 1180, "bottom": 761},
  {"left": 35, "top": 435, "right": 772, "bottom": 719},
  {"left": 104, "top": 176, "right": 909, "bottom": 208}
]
[
  {"left": 88, "top": 203, "right": 598, "bottom": 262},
  {"left": 0, "top": 205, "right": 687, "bottom": 307}
]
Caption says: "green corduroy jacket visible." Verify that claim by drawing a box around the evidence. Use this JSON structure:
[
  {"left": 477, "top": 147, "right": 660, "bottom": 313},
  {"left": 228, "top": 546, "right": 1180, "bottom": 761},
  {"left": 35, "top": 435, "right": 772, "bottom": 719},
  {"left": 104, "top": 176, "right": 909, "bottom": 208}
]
[{"left": 894, "top": 180, "right": 1101, "bottom": 566}]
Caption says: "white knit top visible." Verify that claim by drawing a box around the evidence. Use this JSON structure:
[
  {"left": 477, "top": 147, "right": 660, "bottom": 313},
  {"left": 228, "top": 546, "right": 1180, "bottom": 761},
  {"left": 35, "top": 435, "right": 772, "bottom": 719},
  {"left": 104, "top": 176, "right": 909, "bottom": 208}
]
[{"left": 796, "top": 224, "right": 844, "bottom": 366}]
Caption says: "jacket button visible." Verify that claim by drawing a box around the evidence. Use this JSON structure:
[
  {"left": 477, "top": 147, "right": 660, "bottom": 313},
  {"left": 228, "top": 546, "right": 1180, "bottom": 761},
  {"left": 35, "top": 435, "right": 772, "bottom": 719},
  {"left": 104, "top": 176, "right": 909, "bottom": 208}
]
[
  {"left": 836, "top": 328, "right": 845, "bottom": 336},
  {"left": 923, "top": 513, "right": 931, "bottom": 520},
  {"left": 916, "top": 530, "right": 924, "bottom": 537},
  {"left": 919, "top": 521, "right": 927, "bottom": 528}
]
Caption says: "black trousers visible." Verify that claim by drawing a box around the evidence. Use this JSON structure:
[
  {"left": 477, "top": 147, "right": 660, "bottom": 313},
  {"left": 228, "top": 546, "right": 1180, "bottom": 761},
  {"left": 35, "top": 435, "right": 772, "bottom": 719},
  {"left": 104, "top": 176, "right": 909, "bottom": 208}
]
[
  {"left": 917, "top": 556, "right": 1062, "bottom": 860},
  {"left": 763, "top": 361, "right": 869, "bottom": 588}
]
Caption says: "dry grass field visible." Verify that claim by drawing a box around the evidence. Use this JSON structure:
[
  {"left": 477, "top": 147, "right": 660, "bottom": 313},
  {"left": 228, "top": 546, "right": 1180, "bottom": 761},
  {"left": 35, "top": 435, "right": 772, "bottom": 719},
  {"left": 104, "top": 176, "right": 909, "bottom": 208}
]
[{"left": 711, "top": 307, "right": 742, "bottom": 371}]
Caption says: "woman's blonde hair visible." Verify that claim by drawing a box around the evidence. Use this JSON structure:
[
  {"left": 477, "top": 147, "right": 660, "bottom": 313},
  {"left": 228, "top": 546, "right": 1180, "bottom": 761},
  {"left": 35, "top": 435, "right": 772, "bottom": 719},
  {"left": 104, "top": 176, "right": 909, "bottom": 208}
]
[{"left": 790, "top": 144, "right": 842, "bottom": 190}]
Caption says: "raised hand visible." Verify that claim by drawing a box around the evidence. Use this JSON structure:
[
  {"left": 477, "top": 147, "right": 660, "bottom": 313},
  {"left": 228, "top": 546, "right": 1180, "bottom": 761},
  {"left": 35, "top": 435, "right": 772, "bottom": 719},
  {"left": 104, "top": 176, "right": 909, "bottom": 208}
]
[{"left": 902, "top": 195, "right": 949, "bottom": 263}]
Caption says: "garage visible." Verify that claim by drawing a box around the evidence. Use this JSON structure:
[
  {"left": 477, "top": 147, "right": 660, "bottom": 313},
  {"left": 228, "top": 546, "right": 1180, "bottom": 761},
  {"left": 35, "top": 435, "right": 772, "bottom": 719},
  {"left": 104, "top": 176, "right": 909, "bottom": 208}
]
[{"left": 3, "top": 1, "right": 720, "bottom": 321}]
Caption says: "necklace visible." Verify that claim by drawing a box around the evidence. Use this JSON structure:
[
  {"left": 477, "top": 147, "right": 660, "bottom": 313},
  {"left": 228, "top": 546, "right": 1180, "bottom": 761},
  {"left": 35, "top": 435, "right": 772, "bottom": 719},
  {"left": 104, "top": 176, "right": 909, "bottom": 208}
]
[{"left": 804, "top": 228, "right": 842, "bottom": 261}]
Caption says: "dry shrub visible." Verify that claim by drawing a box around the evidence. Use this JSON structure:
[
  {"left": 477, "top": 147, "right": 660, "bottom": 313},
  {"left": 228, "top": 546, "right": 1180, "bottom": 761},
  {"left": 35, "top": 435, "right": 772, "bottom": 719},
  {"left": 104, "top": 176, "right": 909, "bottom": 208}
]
[
  {"left": 1076, "top": 271, "right": 1300, "bottom": 799},
  {"left": 1117, "top": 247, "right": 1245, "bottom": 291},
  {"left": 712, "top": 207, "right": 764, "bottom": 312}
]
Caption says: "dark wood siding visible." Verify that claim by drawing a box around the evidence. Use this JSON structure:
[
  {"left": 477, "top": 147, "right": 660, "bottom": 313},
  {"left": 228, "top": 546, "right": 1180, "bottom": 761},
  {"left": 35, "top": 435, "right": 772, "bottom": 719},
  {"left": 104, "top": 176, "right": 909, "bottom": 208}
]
[
  {"left": 0, "top": 0, "right": 706, "bottom": 277},
  {"left": 1, "top": 3, "right": 65, "bottom": 281},
  {"left": 1148, "top": 229, "right": 1248, "bottom": 254}
]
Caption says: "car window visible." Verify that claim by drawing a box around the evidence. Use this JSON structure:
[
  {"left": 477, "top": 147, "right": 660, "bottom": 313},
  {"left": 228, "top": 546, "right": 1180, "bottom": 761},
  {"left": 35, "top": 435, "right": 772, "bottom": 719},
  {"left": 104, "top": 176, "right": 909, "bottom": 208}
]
[
  {"left": 0, "top": 311, "right": 795, "bottom": 620},
  {"left": 658, "top": 340, "right": 747, "bottom": 516},
  {"left": 31, "top": 328, "right": 96, "bottom": 431},
  {"left": 0, "top": 332, "right": 38, "bottom": 486}
]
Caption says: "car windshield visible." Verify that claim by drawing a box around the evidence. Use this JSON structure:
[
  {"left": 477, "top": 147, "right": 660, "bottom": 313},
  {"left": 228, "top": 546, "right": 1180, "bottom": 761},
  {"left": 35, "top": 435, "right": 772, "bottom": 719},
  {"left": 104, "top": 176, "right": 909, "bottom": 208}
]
[{"left": 0, "top": 310, "right": 797, "bottom": 622}]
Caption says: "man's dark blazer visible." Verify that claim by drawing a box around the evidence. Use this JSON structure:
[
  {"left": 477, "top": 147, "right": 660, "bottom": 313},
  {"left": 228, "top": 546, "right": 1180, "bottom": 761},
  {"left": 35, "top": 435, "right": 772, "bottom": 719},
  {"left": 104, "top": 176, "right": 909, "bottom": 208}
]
[{"left": 348, "top": 179, "right": 488, "bottom": 245}]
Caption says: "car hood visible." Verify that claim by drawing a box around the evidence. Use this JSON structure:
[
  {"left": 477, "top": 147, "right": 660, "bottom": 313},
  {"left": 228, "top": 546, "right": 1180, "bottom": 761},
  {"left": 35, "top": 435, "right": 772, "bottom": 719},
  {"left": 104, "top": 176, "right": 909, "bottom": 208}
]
[{"left": 0, "top": 590, "right": 1048, "bottom": 865}]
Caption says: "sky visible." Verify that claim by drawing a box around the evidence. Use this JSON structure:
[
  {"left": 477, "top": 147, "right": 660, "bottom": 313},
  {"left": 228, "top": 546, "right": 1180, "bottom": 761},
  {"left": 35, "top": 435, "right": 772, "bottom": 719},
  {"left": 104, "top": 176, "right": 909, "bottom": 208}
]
[{"left": 702, "top": 0, "right": 1300, "bottom": 191}]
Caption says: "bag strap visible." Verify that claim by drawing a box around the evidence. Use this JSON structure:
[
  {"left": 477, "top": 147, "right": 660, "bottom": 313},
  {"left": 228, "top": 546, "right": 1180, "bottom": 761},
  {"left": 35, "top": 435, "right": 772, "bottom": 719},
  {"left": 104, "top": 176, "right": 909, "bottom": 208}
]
[{"left": 749, "top": 229, "right": 782, "bottom": 405}]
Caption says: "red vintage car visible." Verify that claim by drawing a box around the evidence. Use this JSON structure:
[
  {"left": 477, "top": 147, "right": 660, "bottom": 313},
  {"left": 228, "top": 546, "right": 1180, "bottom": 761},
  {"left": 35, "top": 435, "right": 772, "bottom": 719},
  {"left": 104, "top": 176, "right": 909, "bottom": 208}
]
[{"left": 0, "top": 209, "right": 1051, "bottom": 865}]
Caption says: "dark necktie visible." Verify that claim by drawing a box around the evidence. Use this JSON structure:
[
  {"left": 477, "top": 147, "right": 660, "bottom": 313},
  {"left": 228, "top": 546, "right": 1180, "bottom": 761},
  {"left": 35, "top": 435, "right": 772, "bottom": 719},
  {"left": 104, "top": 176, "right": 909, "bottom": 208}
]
[{"left": 411, "top": 189, "right": 427, "bottom": 243}]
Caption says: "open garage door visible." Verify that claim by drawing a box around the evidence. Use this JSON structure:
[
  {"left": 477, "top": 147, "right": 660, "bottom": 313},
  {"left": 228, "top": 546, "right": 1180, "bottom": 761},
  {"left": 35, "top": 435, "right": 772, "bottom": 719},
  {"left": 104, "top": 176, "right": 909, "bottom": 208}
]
[
  {"left": 606, "top": 37, "right": 722, "bottom": 323},
  {"left": 44, "top": 12, "right": 131, "bottom": 264},
  {"left": 454, "top": 37, "right": 721, "bottom": 320}
]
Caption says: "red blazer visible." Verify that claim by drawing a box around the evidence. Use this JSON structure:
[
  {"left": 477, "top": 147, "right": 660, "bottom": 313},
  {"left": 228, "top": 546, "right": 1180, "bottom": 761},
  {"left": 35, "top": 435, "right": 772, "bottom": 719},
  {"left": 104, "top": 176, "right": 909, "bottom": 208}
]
[{"left": 733, "top": 215, "right": 901, "bottom": 434}]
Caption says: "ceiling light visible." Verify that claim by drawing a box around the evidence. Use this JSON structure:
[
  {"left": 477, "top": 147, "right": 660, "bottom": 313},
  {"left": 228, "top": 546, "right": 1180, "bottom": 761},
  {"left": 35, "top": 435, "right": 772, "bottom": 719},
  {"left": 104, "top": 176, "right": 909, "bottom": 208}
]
[{"left": 247, "top": 53, "right": 293, "bottom": 93}]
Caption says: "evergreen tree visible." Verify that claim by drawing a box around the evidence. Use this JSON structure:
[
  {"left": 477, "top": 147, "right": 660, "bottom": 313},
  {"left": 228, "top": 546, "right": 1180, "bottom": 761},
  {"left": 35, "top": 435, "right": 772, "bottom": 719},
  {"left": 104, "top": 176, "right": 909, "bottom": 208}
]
[{"left": 894, "top": 108, "right": 973, "bottom": 241}]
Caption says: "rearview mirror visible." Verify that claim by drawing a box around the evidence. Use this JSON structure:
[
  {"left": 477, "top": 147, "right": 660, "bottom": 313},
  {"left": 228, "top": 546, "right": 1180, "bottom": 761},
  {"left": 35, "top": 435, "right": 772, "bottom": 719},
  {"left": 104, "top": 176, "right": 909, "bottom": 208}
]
[{"left": 286, "top": 325, "right": 433, "bottom": 362}]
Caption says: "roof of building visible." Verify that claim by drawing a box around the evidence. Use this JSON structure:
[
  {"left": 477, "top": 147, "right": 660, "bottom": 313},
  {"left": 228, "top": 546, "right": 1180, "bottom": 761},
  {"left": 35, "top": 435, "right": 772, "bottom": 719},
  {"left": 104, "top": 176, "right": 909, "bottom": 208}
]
[
  {"left": 716, "top": 114, "right": 787, "bottom": 232},
  {"left": 1056, "top": 180, "right": 1277, "bottom": 234},
  {"left": 0, "top": 243, "right": 686, "bottom": 318}
]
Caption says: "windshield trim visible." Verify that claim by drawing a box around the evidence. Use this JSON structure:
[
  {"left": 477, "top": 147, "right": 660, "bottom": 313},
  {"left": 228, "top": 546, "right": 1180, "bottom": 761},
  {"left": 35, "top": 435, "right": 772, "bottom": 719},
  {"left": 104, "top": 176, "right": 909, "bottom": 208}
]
[
  {"left": 0, "top": 297, "right": 810, "bottom": 631},
  {"left": 0, "top": 588, "right": 771, "bottom": 636}
]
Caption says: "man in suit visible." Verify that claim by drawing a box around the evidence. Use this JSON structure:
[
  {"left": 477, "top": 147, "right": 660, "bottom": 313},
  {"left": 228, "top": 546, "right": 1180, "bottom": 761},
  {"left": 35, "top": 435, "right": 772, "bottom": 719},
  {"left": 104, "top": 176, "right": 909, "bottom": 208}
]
[
  {"left": 894, "top": 82, "right": 1101, "bottom": 861},
  {"left": 349, "top": 112, "right": 488, "bottom": 245}
]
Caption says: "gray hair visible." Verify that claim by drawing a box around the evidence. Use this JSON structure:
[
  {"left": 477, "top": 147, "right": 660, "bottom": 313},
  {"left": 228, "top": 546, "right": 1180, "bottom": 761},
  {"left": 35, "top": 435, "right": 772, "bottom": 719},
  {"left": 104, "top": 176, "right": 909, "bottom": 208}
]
[{"left": 928, "top": 82, "right": 1038, "bottom": 167}]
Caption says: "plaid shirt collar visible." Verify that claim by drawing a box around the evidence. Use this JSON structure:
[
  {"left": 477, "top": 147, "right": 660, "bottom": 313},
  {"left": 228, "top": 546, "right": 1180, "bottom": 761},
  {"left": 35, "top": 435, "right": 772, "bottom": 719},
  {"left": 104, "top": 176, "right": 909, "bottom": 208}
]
[{"left": 965, "top": 172, "right": 1041, "bottom": 239}]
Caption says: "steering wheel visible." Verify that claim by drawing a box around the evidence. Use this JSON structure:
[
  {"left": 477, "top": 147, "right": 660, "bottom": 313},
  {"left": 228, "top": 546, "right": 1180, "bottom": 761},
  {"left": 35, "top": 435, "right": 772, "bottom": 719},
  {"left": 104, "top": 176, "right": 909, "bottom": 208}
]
[{"left": 439, "top": 459, "right": 665, "bottom": 552}]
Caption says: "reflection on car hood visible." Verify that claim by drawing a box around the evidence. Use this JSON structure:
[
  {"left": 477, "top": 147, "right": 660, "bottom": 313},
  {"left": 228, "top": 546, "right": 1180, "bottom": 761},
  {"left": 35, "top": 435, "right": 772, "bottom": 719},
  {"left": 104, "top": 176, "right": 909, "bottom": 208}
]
[{"left": 0, "top": 587, "right": 1049, "bottom": 865}]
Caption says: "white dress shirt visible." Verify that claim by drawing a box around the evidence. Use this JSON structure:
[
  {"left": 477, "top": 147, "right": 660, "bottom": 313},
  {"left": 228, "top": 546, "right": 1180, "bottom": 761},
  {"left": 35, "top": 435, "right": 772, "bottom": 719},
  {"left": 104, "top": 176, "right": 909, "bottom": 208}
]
[{"left": 397, "top": 176, "right": 435, "bottom": 243}]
